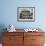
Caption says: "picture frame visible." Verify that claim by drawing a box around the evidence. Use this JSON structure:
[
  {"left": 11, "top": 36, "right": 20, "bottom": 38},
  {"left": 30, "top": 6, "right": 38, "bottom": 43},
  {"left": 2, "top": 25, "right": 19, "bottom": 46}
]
[{"left": 17, "top": 7, "right": 35, "bottom": 22}]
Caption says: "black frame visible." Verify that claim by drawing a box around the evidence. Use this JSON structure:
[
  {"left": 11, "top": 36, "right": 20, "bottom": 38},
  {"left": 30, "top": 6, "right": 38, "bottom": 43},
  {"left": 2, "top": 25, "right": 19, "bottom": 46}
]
[{"left": 17, "top": 7, "right": 35, "bottom": 22}]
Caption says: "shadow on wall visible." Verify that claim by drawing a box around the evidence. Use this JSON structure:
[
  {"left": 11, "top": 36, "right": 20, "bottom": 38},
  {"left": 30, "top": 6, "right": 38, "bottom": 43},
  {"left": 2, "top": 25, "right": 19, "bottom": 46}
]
[{"left": 0, "top": 24, "right": 7, "bottom": 43}]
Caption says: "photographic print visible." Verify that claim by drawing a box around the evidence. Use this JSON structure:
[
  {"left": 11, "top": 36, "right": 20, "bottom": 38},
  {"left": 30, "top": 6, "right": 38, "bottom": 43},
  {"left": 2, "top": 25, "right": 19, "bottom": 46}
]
[{"left": 17, "top": 7, "right": 35, "bottom": 22}]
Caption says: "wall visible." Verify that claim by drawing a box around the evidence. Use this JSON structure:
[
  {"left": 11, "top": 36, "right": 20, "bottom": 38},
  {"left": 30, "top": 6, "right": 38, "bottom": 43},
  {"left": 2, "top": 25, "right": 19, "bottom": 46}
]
[{"left": 0, "top": 0, "right": 46, "bottom": 29}]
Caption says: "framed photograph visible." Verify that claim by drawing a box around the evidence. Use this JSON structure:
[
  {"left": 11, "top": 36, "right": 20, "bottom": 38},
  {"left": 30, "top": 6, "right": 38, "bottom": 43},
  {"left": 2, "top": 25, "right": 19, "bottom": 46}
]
[{"left": 17, "top": 7, "right": 35, "bottom": 22}]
